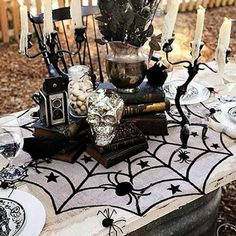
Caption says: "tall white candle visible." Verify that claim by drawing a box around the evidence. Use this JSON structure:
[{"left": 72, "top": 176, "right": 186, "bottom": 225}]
[
  {"left": 218, "top": 17, "right": 232, "bottom": 50},
  {"left": 192, "top": 6, "right": 205, "bottom": 62},
  {"left": 215, "top": 18, "right": 232, "bottom": 75},
  {"left": 19, "top": 4, "right": 28, "bottom": 54},
  {"left": 194, "top": 6, "right": 205, "bottom": 44},
  {"left": 70, "top": 0, "right": 83, "bottom": 30},
  {"left": 161, "top": 0, "right": 180, "bottom": 45},
  {"left": 43, "top": 0, "right": 54, "bottom": 38}
]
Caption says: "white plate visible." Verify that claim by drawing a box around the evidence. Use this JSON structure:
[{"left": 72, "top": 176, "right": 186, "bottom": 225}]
[
  {"left": 214, "top": 102, "right": 236, "bottom": 127},
  {"left": 0, "top": 189, "right": 46, "bottom": 236},
  {"left": 228, "top": 106, "right": 236, "bottom": 123},
  {"left": 163, "top": 80, "right": 211, "bottom": 105},
  {"left": 0, "top": 198, "right": 26, "bottom": 236}
]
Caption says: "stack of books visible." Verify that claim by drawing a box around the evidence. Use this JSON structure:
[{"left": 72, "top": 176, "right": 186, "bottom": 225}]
[
  {"left": 33, "top": 119, "right": 89, "bottom": 163},
  {"left": 119, "top": 81, "right": 169, "bottom": 135},
  {"left": 86, "top": 122, "right": 148, "bottom": 168},
  {"left": 31, "top": 81, "right": 169, "bottom": 166}
]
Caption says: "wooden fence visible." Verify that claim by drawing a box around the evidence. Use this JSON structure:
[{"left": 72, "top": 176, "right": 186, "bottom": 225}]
[{"left": 0, "top": 0, "right": 235, "bottom": 43}]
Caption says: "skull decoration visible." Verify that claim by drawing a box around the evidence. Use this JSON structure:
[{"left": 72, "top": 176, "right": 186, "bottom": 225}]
[
  {"left": 0, "top": 206, "right": 10, "bottom": 236},
  {"left": 87, "top": 89, "right": 124, "bottom": 146}
]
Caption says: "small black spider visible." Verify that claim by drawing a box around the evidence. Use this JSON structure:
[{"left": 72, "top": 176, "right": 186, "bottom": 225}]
[
  {"left": 175, "top": 149, "right": 191, "bottom": 164},
  {"left": 0, "top": 180, "right": 16, "bottom": 197},
  {"left": 100, "top": 172, "right": 151, "bottom": 205},
  {"left": 97, "top": 209, "right": 126, "bottom": 236}
]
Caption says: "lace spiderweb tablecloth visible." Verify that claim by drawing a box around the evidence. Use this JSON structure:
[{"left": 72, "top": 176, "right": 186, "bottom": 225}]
[{"left": 14, "top": 103, "right": 233, "bottom": 216}]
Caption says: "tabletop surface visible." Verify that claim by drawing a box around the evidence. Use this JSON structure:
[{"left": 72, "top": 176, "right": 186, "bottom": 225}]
[{"left": 0, "top": 64, "right": 236, "bottom": 236}]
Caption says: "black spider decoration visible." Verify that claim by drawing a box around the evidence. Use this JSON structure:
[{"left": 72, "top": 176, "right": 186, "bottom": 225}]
[
  {"left": 97, "top": 209, "right": 126, "bottom": 236},
  {"left": 0, "top": 180, "right": 16, "bottom": 197},
  {"left": 100, "top": 172, "right": 151, "bottom": 205},
  {"left": 175, "top": 149, "right": 191, "bottom": 164}
]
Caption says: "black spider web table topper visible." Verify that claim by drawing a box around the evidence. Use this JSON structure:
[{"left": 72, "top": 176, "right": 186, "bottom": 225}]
[{"left": 11, "top": 104, "right": 233, "bottom": 216}]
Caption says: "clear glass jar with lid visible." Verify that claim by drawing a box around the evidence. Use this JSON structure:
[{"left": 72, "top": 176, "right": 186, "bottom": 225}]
[{"left": 68, "top": 65, "right": 93, "bottom": 117}]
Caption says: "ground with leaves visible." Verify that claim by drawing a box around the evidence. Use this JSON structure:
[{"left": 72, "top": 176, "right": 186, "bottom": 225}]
[{"left": 0, "top": 6, "right": 236, "bottom": 235}]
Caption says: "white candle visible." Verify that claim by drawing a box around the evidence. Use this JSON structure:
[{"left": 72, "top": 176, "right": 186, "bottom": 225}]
[
  {"left": 19, "top": 4, "right": 28, "bottom": 54},
  {"left": 192, "top": 6, "right": 205, "bottom": 62},
  {"left": 194, "top": 6, "right": 205, "bottom": 44},
  {"left": 218, "top": 18, "right": 232, "bottom": 50},
  {"left": 215, "top": 18, "right": 232, "bottom": 75},
  {"left": 161, "top": 0, "right": 180, "bottom": 45},
  {"left": 43, "top": 0, "right": 54, "bottom": 38},
  {"left": 70, "top": 0, "right": 83, "bottom": 30}
]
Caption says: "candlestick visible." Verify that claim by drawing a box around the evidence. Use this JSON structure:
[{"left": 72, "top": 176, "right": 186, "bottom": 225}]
[
  {"left": 70, "top": 0, "right": 83, "bottom": 30},
  {"left": 163, "top": 38, "right": 217, "bottom": 148},
  {"left": 215, "top": 18, "right": 232, "bottom": 75},
  {"left": 19, "top": 4, "right": 28, "bottom": 54},
  {"left": 161, "top": 0, "right": 180, "bottom": 45},
  {"left": 43, "top": 0, "right": 54, "bottom": 38},
  {"left": 191, "top": 6, "right": 205, "bottom": 62}
]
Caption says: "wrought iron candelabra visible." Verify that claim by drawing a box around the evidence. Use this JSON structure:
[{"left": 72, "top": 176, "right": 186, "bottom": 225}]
[
  {"left": 25, "top": 12, "right": 87, "bottom": 81},
  {"left": 162, "top": 38, "right": 229, "bottom": 149}
]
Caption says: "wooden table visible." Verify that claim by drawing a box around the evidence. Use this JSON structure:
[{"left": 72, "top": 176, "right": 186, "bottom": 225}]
[{"left": 0, "top": 67, "right": 236, "bottom": 236}]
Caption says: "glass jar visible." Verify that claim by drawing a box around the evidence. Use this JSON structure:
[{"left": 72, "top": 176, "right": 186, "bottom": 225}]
[{"left": 68, "top": 65, "right": 93, "bottom": 117}]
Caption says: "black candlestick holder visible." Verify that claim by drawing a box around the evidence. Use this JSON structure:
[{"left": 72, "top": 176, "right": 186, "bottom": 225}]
[
  {"left": 162, "top": 38, "right": 229, "bottom": 149},
  {"left": 25, "top": 11, "right": 88, "bottom": 81},
  {"left": 74, "top": 26, "right": 86, "bottom": 54},
  {"left": 74, "top": 26, "right": 97, "bottom": 89}
]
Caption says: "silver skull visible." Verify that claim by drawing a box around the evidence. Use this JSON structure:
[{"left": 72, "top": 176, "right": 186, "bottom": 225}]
[{"left": 87, "top": 89, "right": 124, "bottom": 146}]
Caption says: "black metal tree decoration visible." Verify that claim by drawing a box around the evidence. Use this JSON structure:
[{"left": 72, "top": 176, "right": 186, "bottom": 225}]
[{"left": 162, "top": 38, "right": 229, "bottom": 149}]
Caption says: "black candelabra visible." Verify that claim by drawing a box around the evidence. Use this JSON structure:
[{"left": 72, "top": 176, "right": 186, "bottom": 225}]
[
  {"left": 162, "top": 38, "right": 229, "bottom": 149},
  {"left": 25, "top": 12, "right": 87, "bottom": 81}
]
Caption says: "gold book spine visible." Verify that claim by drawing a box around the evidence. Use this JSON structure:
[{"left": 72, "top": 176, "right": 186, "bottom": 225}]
[{"left": 123, "top": 100, "right": 170, "bottom": 117}]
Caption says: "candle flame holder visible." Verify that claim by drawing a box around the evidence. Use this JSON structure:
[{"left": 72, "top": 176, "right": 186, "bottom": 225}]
[{"left": 163, "top": 38, "right": 230, "bottom": 149}]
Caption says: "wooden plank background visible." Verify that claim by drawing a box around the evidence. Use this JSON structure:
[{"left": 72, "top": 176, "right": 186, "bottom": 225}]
[{"left": 0, "top": 0, "right": 235, "bottom": 43}]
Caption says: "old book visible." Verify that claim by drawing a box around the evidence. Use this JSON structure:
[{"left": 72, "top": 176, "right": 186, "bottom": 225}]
[
  {"left": 123, "top": 112, "right": 168, "bottom": 136},
  {"left": 52, "top": 141, "right": 86, "bottom": 163},
  {"left": 123, "top": 100, "right": 170, "bottom": 117},
  {"left": 86, "top": 141, "right": 148, "bottom": 168},
  {"left": 93, "top": 122, "right": 146, "bottom": 153},
  {"left": 98, "top": 81, "right": 165, "bottom": 105},
  {"left": 119, "top": 81, "right": 165, "bottom": 105},
  {"left": 24, "top": 136, "right": 87, "bottom": 163},
  {"left": 33, "top": 119, "right": 88, "bottom": 139}
]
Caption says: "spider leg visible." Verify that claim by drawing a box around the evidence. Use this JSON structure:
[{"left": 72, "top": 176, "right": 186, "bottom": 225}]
[
  {"left": 107, "top": 208, "right": 111, "bottom": 219},
  {"left": 114, "top": 171, "right": 121, "bottom": 185},
  {"left": 180, "top": 159, "right": 184, "bottom": 163},
  {"left": 100, "top": 184, "right": 115, "bottom": 191},
  {"left": 108, "top": 174, "right": 115, "bottom": 186},
  {"left": 109, "top": 225, "right": 112, "bottom": 236},
  {"left": 104, "top": 209, "right": 109, "bottom": 218},
  {"left": 133, "top": 185, "right": 151, "bottom": 192},
  {"left": 97, "top": 210, "right": 107, "bottom": 218},
  {"left": 8, "top": 185, "right": 16, "bottom": 198},
  {"left": 111, "top": 225, "right": 118, "bottom": 236},
  {"left": 174, "top": 158, "right": 181, "bottom": 162},
  {"left": 110, "top": 209, "right": 117, "bottom": 219},
  {"left": 126, "top": 193, "right": 133, "bottom": 205},
  {"left": 113, "top": 224, "right": 124, "bottom": 234},
  {"left": 113, "top": 219, "right": 126, "bottom": 224},
  {"left": 134, "top": 191, "right": 151, "bottom": 197}
]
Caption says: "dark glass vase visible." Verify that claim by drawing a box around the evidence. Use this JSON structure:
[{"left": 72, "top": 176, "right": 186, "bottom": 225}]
[{"left": 106, "top": 41, "right": 147, "bottom": 93}]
